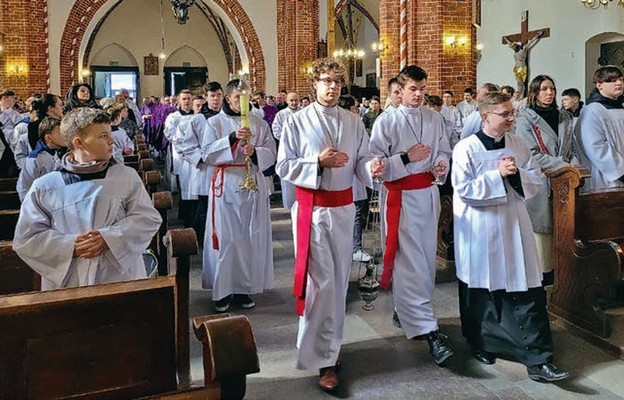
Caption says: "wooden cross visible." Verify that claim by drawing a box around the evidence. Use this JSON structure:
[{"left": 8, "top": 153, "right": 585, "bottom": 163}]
[{"left": 501, "top": 10, "right": 550, "bottom": 46}]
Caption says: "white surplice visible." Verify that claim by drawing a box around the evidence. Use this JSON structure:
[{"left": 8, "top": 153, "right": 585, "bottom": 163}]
[
  {"left": 460, "top": 110, "right": 483, "bottom": 140},
  {"left": 13, "top": 163, "right": 162, "bottom": 290},
  {"left": 163, "top": 110, "right": 193, "bottom": 192},
  {"left": 175, "top": 113, "right": 212, "bottom": 198},
  {"left": 272, "top": 107, "right": 300, "bottom": 208},
  {"left": 575, "top": 102, "right": 624, "bottom": 191},
  {"left": 16, "top": 150, "right": 62, "bottom": 201},
  {"left": 369, "top": 105, "right": 452, "bottom": 339},
  {"left": 201, "top": 111, "right": 275, "bottom": 300},
  {"left": 0, "top": 108, "right": 23, "bottom": 160},
  {"left": 276, "top": 102, "right": 373, "bottom": 370},
  {"left": 172, "top": 114, "right": 206, "bottom": 200},
  {"left": 452, "top": 133, "right": 544, "bottom": 291}
]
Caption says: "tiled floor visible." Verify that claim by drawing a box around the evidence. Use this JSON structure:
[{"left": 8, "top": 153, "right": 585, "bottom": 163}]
[{"left": 183, "top": 199, "right": 624, "bottom": 400}]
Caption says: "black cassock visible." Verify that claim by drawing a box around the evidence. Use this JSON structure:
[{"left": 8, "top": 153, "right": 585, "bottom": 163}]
[{"left": 458, "top": 131, "right": 554, "bottom": 367}]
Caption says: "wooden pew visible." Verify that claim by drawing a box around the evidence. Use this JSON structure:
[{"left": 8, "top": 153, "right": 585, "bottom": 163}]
[
  {"left": 0, "top": 241, "right": 40, "bottom": 295},
  {"left": 0, "top": 177, "right": 17, "bottom": 191},
  {"left": 153, "top": 191, "right": 174, "bottom": 275},
  {"left": 0, "top": 228, "right": 259, "bottom": 400},
  {"left": 436, "top": 194, "right": 454, "bottom": 267},
  {"left": 547, "top": 166, "right": 624, "bottom": 337},
  {"left": 0, "top": 209, "right": 19, "bottom": 241}
]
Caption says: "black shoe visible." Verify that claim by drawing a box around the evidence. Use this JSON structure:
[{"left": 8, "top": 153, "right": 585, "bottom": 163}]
[
  {"left": 234, "top": 294, "right": 256, "bottom": 309},
  {"left": 542, "top": 270, "right": 555, "bottom": 287},
  {"left": 425, "top": 331, "right": 454, "bottom": 365},
  {"left": 392, "top": 309, "right": 402, "bottom": 328},
  {"left": 527, "top": 363, "right": 569, "bottom": 382},
  {"left": 213, "top": 295, "right": 232, "bottom": 313},
  {"left": 472, "top": 349, "right": 496, "bottom": 365}
]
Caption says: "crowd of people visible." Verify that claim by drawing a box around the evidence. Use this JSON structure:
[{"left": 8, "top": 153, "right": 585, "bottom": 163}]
[{"left": 3, "top": 57, "right": 624, "bottom": 393}]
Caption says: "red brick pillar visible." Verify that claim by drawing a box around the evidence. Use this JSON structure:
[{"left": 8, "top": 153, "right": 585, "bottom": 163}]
[
  {"left": 0, "top": 0, "right": 48, "bottom": 98},
  {"left": 379, "top": 0, "right": 476, "bottom": 102},
  {"left": 379, "top": 0, "right": 401, "bottom": 101},
  {"left": 277, "top": 0, "right": 319, "bottom": 96}
]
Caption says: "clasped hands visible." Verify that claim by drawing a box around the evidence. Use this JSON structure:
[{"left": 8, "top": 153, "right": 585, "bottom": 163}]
[
  {"left": 318, "top": 147, "right": 385, "bottom": 178},
  {"left": 235, "top": 127, "right": 255, "bottom": 156},
  {"left": 73, "top": 230, "right": 109, "bottom": 259},
  {"left": 498, "top": 156, "right": 518, "bottom": 177}
]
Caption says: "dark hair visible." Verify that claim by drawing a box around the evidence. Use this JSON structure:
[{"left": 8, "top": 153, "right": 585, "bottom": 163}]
[
  {"left": 428, "top": 95, "right": 443, "bottom": 107},
  {"left": 397, "top": 65, "right": 428, "bottom": 87},
  {"left": 301, "top": 96, "right": 310, "bottom": 102},
  {"left": 338, "top": 95, "right": 356, "bottom": 110},
  {"left": 32, "top": 94, "right": 62, "bottom": 119},
  {"left": 464, "top": 87, "right": 474, "bottom": 95},
  {"left": 38, "top": 116, "right": 62, "bottom": 141},
  {"left": 500, "top": 85, "right": 515, "bottom": 96},
  {"left": 205, "top": 81, "right": 223, "bottom": 93},
  {"left": 478, "top": 91, "right": 511, "bottom": 112},
  {"left": 593, "top": 65, "right": 623, "bottom": 84},
  {"left": 561, "top": 88, "right": 581, "bottom": 99},
  {"left": 0, "top": 89, "right": 16, "bottom": 98},
  {"left": 527, "top": 75, "right": 557, "bottom": 109},
  {"left": 443, "top": 90, "right": 454, "bottom": 97},
  {"left": 480, "top": 82, "right": 500, "bottom": 93},
  {"left": 370, "top": 95, "right": 380, "bottom": 103},
  {"left": 64, "top": 83, "right": 100, "bottom": 112},
  {"left": 255, "top": 91, "right": 266, "bottom": 99},
  {"left": 387, "top": 77, "right": 399, "bottom": 91}
]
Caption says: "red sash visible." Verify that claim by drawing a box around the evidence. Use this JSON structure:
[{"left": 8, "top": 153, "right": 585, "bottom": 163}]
[
  {"left": 380, "top": 172, "right": 434, "bottom": 289},
  {"left": 294, "top": 186, "right": 353, "bottom": 316},
  {"left": 210, "top": 163, "right": 246, "bottom": 249}
]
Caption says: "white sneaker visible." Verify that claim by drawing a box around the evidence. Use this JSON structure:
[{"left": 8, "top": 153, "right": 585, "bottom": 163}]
[{"left": 352, "top": 250, "right": 372, "bottom": 262}]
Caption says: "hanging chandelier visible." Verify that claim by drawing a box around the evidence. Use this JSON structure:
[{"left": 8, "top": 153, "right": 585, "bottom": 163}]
[{"left": 581, "top": 0, "right": 624, "bottom": 9}]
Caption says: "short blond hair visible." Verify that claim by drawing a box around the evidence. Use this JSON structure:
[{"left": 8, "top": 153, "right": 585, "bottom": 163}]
[{"left": 61, "top": 108, "right": 111, "bottom": 150}]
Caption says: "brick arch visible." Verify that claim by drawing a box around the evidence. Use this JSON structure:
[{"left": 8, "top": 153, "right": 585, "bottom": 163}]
[{"left": 59, "top": 0, "right": 266, "bottom": 94}]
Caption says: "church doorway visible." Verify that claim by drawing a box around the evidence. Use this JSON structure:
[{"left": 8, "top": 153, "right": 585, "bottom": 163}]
[
  {"left": 92, "top": 66, "right": 140, "bottom": 101},
  {"left": 163, "top": 67, "right": 208, "bottom": 96}
]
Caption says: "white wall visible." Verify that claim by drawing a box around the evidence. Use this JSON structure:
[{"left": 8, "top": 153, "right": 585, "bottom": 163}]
[
  {"left": 477, "top": 0, "right": 624, "bottom": 99},
  {"left": 236, "top": 0, "right": 278, "bottom": 93},
  {"left": 46, "top": 0, "right": 278, "bottom": 95},
  {"left": 88, "top": 0, "right": 227, "bottom": 99}
]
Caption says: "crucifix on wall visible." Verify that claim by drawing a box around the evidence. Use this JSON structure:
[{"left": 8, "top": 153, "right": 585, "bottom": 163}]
[{"left": 501, "top": 11, "right": 550, "bottom": 98}]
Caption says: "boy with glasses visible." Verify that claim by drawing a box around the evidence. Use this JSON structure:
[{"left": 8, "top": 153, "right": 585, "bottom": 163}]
[
  {"left": 452, "top": 91, "right": 568, "bottom": 382},
  {"left": 276, "top": 58, "right": 383, "bottom": 392}
]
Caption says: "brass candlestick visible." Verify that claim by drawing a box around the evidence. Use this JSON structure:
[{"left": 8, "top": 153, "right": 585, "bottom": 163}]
[{"left": 238, "top": 85, "right": 258, "bottom": 192}]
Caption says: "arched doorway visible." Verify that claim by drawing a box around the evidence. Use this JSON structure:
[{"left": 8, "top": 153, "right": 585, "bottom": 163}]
[
  {"left": 163, "top": 45, "right": 208, "bottom": 95},
  {"left": 585, "top": 32, "right": 624, "bottom": 95},
  {"left": 59, "top": 0, "right": 266, "bottom": 95},
  {"left": 90, "top": 43, "right": 140, "bottom": 100}
]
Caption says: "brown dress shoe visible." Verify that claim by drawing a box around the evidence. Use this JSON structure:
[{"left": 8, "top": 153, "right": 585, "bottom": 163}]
[{"left": 318, "top": 366, "right": 339, "bottom": 391}]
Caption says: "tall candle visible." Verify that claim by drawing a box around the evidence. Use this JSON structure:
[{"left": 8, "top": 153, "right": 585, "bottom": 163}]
[{"left": 240, "top": 90, "right": 250, "bottom": 128}]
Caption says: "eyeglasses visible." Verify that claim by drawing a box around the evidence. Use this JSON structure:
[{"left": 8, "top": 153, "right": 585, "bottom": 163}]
[
  {"left": 488, "top": 110, "right": 518, "bottom": 120},
  {"left": 318, "top": 77, "right": 344, "bottom": 86}
]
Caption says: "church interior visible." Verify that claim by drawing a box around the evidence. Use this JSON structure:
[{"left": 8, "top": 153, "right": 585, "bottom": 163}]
[{"left": 1, "top": 0, "right": 624, "bottom": 399}]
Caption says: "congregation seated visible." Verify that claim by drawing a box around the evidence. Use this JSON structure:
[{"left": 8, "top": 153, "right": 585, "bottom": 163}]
[{"left": 12, "top": 107, "right": 162, "bottom": 290}]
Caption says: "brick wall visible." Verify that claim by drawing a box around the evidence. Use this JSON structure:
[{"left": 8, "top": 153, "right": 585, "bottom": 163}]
[
  {"left": 379, "top": 0, "right": 476, "bottom": 105},
  {"left": 276, "top": 0, "right": 319, "bottom": 97},
  {"left": 379, "top": 0, "right": 401, "bottom": 101},
  {"left": 0, "top": 0, "right": 49, "bottom": 98}
]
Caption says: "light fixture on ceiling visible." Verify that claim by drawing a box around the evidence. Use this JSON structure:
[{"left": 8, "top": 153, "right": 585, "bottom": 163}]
[
  {"left": 159, "top": 0, "right": 167, "bottom": 60},
  {"left": 580, "top": 0, "right": 624, "bottom": 9},
  {"left": 371, "top": 40, "right": 388, "bottom": 57},
  {"left": 171, "top": 0, "right": 195, "bottom": 24}
]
